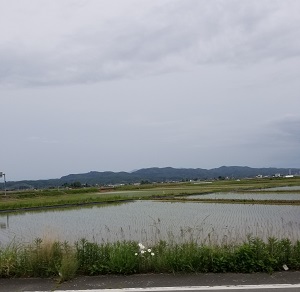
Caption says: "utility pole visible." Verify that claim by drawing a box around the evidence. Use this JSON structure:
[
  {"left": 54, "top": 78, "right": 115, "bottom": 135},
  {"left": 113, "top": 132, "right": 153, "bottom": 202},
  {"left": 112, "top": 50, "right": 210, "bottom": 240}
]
[{"left": 0, "top": 172, "right": 6, "bottom": 196}]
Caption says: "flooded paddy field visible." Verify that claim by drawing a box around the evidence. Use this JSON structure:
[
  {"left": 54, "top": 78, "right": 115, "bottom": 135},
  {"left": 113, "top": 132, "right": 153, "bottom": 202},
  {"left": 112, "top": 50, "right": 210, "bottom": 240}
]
[
  {"left": 259, "top": 186, "right": 300, "bottom": 191},
  {"left": 185, "top": 192, "right": 300, "bottom": 201},
  {"left": 1, "top": 200, "right": 300, "bottom": 246}
]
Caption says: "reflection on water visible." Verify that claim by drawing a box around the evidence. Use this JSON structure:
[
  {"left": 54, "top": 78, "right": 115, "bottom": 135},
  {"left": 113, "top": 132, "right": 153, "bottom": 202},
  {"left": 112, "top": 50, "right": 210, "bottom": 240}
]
[
  {"left": 0, "top": 215, "right": 8, "bottom": 229},
  {"left": 1, "top": 200, "right": 300, "bottom": 245},
  {"left": 1, "top": 201, "right": 127, "bottom": 216}
]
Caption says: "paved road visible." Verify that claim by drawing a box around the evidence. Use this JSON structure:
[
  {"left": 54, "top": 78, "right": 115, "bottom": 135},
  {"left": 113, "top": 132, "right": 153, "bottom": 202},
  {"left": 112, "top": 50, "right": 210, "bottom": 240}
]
[{"left": 1, "top": 272, "right": 300, "bottom": 292}]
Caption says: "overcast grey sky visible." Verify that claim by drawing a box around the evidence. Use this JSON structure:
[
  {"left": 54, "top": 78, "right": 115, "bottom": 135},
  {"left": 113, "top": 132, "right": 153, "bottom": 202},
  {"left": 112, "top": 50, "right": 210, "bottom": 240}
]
[{"left": 1, "top": 0, "right": 300, "bottom": 181}]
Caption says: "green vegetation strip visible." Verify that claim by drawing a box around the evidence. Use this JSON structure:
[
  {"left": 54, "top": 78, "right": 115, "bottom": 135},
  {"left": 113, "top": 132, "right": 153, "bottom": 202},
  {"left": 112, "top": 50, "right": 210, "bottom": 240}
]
[
  {"left": 0, "top": 188, "right": 147, "bottom": 212},
  {"left": 1, "top": 237, "right": 300, "bottom": 282},
  {"left": 154, "top": 197, "right": 300, "bottom": 205},
  {"left": 243, "top": 190, "right": 300, "bottom": 193},
  {"left": 1, "top": 178, "right": 300, "bottom": 211}
]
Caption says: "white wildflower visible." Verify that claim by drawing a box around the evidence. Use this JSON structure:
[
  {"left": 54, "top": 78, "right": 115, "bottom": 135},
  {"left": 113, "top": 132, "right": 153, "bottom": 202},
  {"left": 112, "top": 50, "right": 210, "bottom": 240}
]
[
  {"left": 138, "top": 243, "right": 145, "bottom": 250},
  {"left": 148, "top": 249, "right": 152, "bottom": 252},
  {"left": 135, "top": 253, "right": 138, "bottom": 256},
  {"left": 141, "top": 250, "right": 145, "bottom": 254},
  {"left": 151, "top": 252, "right": 155, "bottom": 256}
]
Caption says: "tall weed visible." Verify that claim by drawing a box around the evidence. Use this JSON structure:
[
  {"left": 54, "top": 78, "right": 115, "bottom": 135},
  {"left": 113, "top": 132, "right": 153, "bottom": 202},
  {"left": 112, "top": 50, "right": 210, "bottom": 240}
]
[{"left": 1, "top": 237, "right": 300, "bottom": 279}]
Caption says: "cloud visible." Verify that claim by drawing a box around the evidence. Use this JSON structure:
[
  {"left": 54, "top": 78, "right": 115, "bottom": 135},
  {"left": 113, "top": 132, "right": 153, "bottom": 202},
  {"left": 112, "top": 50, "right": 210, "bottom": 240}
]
[
  {"left": 269, "top": 115, "right": 300, "bottom": 144},
  {"left": 241, "top": 115, "right": 300, "bottom": 152},
  {"left": 1, "top": 0, "right": 300, "bottom": 87}
]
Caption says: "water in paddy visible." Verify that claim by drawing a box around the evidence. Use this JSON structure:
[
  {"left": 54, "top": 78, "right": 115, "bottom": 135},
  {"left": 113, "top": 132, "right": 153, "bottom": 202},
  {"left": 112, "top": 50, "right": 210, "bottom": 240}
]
[
  {"left": 261, "top": 186, "right": 300, "bottom": 191},
  {"left": 1, "top": 201, "right": 300, "bottom": 245},
  {"left": 186, "top": 192, "right": 300, "bottom": 200}
]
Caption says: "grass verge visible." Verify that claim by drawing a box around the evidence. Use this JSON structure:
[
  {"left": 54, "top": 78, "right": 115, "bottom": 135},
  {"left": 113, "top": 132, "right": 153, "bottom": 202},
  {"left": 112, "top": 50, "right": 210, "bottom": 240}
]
[{"left": 1, "top": 237, "right": 300, "bottom": 281}]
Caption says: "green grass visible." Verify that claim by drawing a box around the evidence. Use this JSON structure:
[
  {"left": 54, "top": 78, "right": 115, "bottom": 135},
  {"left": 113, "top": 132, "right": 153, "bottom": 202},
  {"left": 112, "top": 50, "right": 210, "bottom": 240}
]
[
  {"left": 0, "top": 188, "right": 146, "bottom": 211},
  {"left": 1, "top": 236, "right": 300, "bottom": 281}
]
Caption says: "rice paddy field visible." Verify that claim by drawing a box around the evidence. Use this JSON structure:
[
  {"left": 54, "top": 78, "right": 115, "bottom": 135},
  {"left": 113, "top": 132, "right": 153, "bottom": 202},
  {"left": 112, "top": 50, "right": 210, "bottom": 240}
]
[
  {"left": 185, "top": 191, "right": 300, "bottom": 201},
  {"left": 1, "top": 178, "right": 300, "bottom": 246},
  {"left": 1, "top": 178, "right": 300, "bottom": 279},
  {"left": 1, "top": 200, "right": 300, "bottom": 246}
]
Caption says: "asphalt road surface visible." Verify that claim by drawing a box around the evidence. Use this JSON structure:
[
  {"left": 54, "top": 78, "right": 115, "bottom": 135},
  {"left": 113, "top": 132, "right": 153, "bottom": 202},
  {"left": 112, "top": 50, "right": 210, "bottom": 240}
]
[{"left": 1, "top": 272, "right": 300, "bottom": 292}]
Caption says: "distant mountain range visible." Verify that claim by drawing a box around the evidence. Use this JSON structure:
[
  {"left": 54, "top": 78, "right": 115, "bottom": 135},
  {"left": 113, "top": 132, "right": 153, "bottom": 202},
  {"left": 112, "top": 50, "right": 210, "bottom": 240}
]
[{"left": 2, "top": 166, "right": 300, "bottom": 190}]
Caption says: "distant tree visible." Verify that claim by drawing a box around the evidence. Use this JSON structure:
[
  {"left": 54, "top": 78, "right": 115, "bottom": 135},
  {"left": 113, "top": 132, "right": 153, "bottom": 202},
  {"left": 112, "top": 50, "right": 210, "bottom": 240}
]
[
  {"left": 70, "top": 181, "right": 82, "bottom": 188},
  {"left": 140, "top": 180, "right": 150, "bottom": 185}
]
